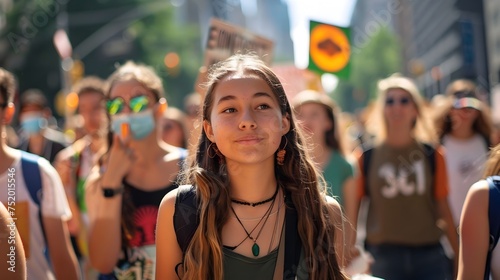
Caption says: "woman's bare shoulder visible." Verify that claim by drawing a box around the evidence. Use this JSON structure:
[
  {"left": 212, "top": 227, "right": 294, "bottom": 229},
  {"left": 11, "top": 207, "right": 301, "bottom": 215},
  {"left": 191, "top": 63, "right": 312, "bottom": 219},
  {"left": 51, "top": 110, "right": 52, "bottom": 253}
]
[
  {"left": 325, "top": 195, "right": 342, "bottom": 217},
  {"left": 159, "top": 188, "right": 180, "bottom": 212},
  {"left": 465, "top": 180, "right": 490, "bottom": 205},
  {"left": 325, "top": 195, "right": 341, "bottom": 208}
]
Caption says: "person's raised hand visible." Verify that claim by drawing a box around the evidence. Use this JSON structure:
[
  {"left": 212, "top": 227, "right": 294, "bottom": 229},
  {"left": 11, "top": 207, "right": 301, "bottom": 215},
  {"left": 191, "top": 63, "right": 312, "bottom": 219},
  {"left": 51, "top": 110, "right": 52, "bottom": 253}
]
[{"left": 101, "top": 126, "right": 133, "bottom": 186}]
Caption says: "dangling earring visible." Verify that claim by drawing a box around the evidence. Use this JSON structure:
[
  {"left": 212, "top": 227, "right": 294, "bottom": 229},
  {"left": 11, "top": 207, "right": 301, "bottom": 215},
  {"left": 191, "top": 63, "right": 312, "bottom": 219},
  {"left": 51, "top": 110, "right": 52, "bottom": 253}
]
[
  {"left": 276, "top": 137, "right": 288, "bottom": 166},
  {"left": 208, "top": 142, "right": 224, "bottom": 164}
]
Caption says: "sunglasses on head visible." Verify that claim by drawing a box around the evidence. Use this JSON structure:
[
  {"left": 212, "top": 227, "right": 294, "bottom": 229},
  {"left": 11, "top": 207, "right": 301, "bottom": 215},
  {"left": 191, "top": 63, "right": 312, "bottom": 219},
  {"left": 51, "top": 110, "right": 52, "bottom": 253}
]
[
  {"left": 385, "top": 97, "right": 411, "bottom": 106},
  {"left": 106, "top": 95, "right": 149, "bottom": 115}
]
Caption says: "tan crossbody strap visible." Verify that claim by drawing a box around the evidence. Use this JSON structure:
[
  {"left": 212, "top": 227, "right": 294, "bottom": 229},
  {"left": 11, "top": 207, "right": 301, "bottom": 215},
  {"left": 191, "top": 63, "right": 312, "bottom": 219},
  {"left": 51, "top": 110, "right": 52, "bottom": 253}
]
[{"left": 273, "top": 221, "right": 286, "bottom": 280}]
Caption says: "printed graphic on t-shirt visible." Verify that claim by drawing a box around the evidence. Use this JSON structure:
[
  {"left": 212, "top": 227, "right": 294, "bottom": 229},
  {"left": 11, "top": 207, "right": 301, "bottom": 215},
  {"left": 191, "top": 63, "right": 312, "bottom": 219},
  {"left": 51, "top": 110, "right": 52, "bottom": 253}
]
[
  {"left": 115, "top": 246, "right": 155, "bottom": 280},
  {"left": 378, "top": 159, "right": 425, "bottom": 198},
  {"left": 130, "top": 205, "right": 158, "bottom": 247},
  {"left": 458, "top": 156, "right": 486, "bottom": 180}
]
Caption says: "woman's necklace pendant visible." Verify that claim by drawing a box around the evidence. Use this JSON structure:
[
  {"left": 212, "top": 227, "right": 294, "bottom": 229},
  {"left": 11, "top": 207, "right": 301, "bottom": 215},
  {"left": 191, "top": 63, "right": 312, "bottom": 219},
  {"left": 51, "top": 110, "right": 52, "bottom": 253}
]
[{"left": 252, "top": 243, "right": 260, "bottom": 256}]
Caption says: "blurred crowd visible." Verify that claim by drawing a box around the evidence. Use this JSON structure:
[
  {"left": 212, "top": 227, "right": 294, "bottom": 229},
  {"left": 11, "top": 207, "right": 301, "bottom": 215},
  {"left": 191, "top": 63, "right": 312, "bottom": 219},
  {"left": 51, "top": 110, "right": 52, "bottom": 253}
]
[{"left": 1, "top": 59, "right": 500, "bottom": 280}]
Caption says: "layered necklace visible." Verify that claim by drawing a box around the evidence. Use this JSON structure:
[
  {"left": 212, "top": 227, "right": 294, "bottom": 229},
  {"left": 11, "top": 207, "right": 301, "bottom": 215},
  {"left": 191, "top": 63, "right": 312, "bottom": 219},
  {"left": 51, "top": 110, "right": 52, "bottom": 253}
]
[
  {"left": 229, "top": 187, "right": 279, "bottom": 257},
  {"left": 231, "top": 186, "right": 279, "bottom": 207}
]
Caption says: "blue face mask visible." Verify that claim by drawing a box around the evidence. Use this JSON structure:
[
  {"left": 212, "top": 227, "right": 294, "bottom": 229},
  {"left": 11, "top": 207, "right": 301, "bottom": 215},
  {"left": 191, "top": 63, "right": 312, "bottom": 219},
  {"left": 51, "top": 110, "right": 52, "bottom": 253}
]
[
  {"left": 20, "top": 113, "right": 46, "bottom": 135},
  {"left": 111, "top": 114, "right": 129, "bottom": 139},
  {"left": 129, "top": 110, "right": 155, "bottom": 140},
  {"left": 111, "top": 110, "right": 155, "bottom": 140}
]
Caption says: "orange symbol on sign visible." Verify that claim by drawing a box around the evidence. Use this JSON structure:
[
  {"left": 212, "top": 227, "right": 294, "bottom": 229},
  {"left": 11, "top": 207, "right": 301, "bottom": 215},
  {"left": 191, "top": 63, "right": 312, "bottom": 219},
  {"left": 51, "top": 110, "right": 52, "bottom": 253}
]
[{"left": 310, "top": 24, "right": 350, "bottom": 72}]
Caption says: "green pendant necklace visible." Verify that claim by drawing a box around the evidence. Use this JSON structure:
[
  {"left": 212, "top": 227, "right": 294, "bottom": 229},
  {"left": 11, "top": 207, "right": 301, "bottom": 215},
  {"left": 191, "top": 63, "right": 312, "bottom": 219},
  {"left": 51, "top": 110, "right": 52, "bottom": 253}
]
[{"left": 230, "top": 188, "right": 278, "bottom": 257}]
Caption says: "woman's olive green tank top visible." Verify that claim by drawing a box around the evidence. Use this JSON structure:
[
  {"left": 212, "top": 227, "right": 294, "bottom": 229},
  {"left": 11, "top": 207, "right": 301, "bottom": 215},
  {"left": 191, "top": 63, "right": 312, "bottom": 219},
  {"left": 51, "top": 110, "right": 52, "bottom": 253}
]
[{"left": 222, "top": 247, "right": 308, "bottom": 279}]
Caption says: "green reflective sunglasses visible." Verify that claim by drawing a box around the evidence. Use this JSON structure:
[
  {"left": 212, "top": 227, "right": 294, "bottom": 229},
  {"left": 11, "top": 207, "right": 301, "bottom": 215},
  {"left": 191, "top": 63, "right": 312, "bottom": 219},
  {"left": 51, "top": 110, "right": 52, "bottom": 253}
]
[{"left": 106, "top": 95, "right": 149, "bottom": 115}]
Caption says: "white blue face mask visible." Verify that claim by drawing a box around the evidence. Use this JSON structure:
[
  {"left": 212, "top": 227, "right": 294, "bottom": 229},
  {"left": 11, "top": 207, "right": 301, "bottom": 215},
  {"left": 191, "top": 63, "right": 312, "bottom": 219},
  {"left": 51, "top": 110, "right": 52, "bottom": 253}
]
[
  {"left": 111, "top": 109, "right": 155, "bottom": 140},
  {"left": 20, "top": 112, "right": 47, "bottom": 135}
]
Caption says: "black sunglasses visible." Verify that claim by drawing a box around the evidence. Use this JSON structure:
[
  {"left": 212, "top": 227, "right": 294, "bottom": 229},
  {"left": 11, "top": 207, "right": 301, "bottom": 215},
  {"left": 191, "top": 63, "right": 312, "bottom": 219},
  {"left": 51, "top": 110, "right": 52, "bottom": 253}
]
[{"left": 385, "top": 97, "right": 411, "bottom": 106}]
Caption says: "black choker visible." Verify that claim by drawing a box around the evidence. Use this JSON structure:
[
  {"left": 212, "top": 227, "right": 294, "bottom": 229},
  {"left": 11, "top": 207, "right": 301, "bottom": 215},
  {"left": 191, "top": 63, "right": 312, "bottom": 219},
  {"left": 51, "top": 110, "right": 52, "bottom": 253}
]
[{"left": 231, "top": 186, "right": 279, "bottom": 207}]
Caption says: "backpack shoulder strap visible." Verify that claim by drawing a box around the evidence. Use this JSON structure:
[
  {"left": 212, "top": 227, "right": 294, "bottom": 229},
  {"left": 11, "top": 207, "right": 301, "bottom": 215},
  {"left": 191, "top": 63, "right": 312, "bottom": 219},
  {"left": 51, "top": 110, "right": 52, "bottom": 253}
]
[
  {"left": 283, "top": 190, "right": 302, "bottom": 278},
  {"left": 482, "top": 134, "right": 491, "bottom": 151},
  {"left": 173, "top": 184, "right": 199, "bottom": 254},
  {"left": 362, "top": 147, "right": 374, "bottom": 196},
  {"left": 20, "top": 151, "right": 43, "bottom": 206},
  {"left": 422, "top": 143, "right": 436, "bottom": 177},
  {"left": 19, "top": 151, "right": 48, "bottom": 255},
  {"left": 487, "top": 176, "right": 500, "bottom": 250},
  {"left": 485, "top": 176, "right": 500, "bottom": 280},
  {"left": 362, "top": 147, "right": 373, "bottom": 177}
]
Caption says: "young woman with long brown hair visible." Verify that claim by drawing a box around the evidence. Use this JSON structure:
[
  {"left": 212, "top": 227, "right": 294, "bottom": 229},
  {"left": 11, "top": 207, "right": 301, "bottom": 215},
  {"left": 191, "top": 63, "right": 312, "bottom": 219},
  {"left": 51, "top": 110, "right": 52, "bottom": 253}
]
[
  {"left": 156, "top": 54, "right": 348, "bottom": 279},
  {"left": 433, "top": 79, "right": 493, "bottom": 229}
]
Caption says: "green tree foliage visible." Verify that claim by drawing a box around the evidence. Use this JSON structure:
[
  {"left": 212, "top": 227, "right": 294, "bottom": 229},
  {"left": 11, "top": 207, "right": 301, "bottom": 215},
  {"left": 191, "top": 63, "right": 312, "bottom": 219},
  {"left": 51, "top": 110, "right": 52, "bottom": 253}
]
[
  {"left": 0, "top": 0, "right": 202, "bottom": 118},
  {"left": 333, "top": 26, "right": 402, "bottom": 112},
  {"left": 129, "top": 2, "right": 201, "bottom": 108},
  {"left": 0, "top": 0, "right": 64, "bottom": 119}
]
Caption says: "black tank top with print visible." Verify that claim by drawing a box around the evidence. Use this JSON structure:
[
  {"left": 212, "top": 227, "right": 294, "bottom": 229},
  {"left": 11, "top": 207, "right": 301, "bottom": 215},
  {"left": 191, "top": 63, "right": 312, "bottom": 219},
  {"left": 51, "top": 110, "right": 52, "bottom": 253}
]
[{"left": 123, "top": 181, "right": 178, "bottom": 247}]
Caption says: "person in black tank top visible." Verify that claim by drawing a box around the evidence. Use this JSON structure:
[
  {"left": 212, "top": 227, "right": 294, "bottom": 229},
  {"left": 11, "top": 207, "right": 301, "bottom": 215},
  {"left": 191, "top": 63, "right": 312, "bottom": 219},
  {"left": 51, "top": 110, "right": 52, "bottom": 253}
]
[{"left": 84, "top": 61, "right": 187, "bottom": 280}]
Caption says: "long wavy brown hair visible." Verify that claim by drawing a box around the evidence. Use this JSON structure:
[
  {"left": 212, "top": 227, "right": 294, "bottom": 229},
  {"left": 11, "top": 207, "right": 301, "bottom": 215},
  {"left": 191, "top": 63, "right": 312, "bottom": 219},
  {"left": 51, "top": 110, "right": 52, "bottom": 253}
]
[
  {"left": 292, "top": 89, "right": 346, "bottom": 156},
  {"left": 433, "top": 97, "right": 492, "bottom": 143},
  {"left": 178, "top": 54, "right": 347, "bottom": 279},
  {"left": 433, "top": 79, "right": 492, "bottom": 144},
  {"left": 484, "top": 144, "right": 500, "bottom": 177},
  {"left": 366, "top": 73, "right": 438, "bottom": 144}
]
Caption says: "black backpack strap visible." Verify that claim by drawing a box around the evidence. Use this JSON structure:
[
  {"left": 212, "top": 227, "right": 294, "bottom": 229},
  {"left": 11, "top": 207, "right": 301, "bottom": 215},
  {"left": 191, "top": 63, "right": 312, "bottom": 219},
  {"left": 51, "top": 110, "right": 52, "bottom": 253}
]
[
  {"left": 422, "top": 143, "right": 436, "bottom": 178},
  {"left": 173, "top": 185, "right": 199, "bottom": 254},
  {"left": 482, "top": 134, "right": 491, "bottom": 150},
  {"left": 485, "top": 176, "right": 500, "bottom": 280},
  {"left": 283, "top": 191, "right": 302, "bottom": 279},
  {"left": 487, "top": 176, "right": 500, "bottom": 249},
  {"left": 362, "top": 147, "right": 374, "bottom": 196}
]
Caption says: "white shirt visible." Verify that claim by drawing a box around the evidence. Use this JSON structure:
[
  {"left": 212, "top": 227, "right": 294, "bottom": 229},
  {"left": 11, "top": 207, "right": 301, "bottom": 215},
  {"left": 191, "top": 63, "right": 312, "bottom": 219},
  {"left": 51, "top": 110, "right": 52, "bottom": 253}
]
[
  {"left": 0, "top": 150, "right": 72, "bottom": 280},
  {"left": 443, "top": 134, "right": 489, "bottom": 225}
]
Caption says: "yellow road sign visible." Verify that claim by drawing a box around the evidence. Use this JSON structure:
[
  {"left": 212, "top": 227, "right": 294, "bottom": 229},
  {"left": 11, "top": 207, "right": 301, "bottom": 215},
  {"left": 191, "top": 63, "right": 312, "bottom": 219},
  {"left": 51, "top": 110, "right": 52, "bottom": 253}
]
[{"left": 308, "top": 21, "right": 351, "bottom": 78}]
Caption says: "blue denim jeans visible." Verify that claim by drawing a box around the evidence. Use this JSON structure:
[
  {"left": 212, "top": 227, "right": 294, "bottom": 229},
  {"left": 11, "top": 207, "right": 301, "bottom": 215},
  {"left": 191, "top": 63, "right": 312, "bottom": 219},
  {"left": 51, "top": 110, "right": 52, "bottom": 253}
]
[
  {"left": 98, "top": 273, "right": 116, "bottom": 280},
  {"left": 366, "top": 243, "right": 453, "bottom": 280}
]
